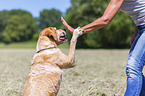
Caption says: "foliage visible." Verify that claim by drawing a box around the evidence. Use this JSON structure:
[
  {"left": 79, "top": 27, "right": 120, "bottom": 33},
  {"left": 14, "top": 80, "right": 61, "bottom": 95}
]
[
  {"left": 32, "top": 32, "right": 40, "bottom": 42},
  {"left": 0, "top": 10, "right": 37, "bottom": 43},
  {"left": 39, "top": 9, "right": 62, "bottom": 30},
  {"left": 64, "top": 0, "right": 134, "bottom": 48},
  {"left": 0, "top": 10, "right": 9, "bottom": 41},
  {"left": 0, "top": 9, "right": 62, "bottom": 44},
  {"left": 0, "top": 41, "right": 37, "bottom": 49},
  {"left": 3, "top": 15, "right": 36, "bottom": 43},
  {"left": 0, "top": 10, "right": 33, "bottom": 33}
]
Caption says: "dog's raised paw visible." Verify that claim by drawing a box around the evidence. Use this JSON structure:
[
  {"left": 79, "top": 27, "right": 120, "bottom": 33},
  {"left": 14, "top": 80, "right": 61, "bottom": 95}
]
[{"left": 73, "top": 27, "right": 83, "bottom": 36}]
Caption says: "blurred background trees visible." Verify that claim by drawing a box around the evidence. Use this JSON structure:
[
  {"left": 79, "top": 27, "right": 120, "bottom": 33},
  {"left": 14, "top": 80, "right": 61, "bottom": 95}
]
[
  {"left": 39, "top": 9, "right": 62, "bottom": 30},
  {"left": 0, "top": 0, "right": 135, "bottom": 48},
  {"left": 0, "top": 10, "right": 37, "bottom": 43}
]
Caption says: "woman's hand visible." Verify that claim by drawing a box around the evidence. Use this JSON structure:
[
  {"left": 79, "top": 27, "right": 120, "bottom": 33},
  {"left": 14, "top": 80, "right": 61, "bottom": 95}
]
[{"left": 61, "top": 17, "right": 74, "bottom": 34}]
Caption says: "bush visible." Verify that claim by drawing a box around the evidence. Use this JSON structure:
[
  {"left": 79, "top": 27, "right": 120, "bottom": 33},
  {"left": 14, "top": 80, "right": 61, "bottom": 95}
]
[{"left": 2, "top": 14, "right": 36, "bottom": 43}]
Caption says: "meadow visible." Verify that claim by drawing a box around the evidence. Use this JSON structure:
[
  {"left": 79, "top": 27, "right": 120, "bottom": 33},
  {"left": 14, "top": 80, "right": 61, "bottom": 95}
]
[{"left": 0, "top": 43, "right": 135, "bottom": 96}]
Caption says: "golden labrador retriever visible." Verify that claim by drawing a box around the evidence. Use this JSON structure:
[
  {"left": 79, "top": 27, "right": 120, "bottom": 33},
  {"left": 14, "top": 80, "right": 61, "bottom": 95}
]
[{"left": 23, "top": 27, "right": 83, "bottom": 96}]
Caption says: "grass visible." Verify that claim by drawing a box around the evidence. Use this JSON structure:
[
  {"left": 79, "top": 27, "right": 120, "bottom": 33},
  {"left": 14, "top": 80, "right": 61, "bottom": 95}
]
[
  {"left": 0, "top": 41, "right": 37, "bottom": 49},
  {"left": 0, "top": 41, "right": 69, "bottom": 49},
  {"left": 59, "top": 49, "right": 128, "bottom": 96},
  {"left": 0, "top": 48, "right": 137, "bottom": 96}
]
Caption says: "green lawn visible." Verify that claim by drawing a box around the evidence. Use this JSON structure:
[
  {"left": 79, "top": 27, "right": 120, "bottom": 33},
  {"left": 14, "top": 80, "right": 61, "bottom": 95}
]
[
  {"left": 0, "top": 48, "right": 136, "bottom": 96},
  {"left": 0, "top": 41, "right": 37, "bottom": 49},
  {"left": 0, "top": 41, "right": 69, "bottom": 49}
]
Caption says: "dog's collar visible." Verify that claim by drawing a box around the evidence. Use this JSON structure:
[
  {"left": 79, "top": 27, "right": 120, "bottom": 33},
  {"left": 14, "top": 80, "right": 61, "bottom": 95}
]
[{"left": 36, "top": 46, "right": 56, "bottom": 53}]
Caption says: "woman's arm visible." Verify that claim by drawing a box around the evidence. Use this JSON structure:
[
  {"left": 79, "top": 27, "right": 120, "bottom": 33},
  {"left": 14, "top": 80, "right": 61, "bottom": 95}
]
[
  {"left": 61, "top": 0, "right": 124, "bottom": 34},
  {"left": 82, "top": 0, "right": 124, "bottom": 33}
]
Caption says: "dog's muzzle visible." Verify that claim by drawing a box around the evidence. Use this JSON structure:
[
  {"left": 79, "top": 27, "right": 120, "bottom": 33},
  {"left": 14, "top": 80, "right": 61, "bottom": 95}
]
[{"left": 59, "top": 34, "right": 67, "bottom": 41}]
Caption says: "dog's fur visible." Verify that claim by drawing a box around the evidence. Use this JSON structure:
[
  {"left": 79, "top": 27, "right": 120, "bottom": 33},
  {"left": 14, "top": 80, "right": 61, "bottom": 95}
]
[{"left": 23, "top": 27, "right": 82, "bottom": 96}]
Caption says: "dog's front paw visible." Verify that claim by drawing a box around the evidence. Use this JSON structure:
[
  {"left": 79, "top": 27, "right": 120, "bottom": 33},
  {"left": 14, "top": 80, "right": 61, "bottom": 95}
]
[{"left": 73, "top": 27, "right": 83, "bottom": 37}]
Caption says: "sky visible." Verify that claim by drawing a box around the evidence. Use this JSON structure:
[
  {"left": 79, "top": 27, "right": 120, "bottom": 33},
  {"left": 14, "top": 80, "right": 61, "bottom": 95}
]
[{"left": 0, "top": 0, "right": 71, "bottom": 17}]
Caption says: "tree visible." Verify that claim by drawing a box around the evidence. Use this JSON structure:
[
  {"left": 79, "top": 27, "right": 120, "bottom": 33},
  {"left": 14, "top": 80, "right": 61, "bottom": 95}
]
[
  {"left": 0, "top": 10, "right": 37, "bottom": 43},
  {"left": 2, "top": 12, "right": 37, "bottom": 43},
  {"left": 0, "top": 10, "right": 9, "bottom": 41},
  {"left": 64, "top": 0, "right": 134, "bottom": 48},
  {"left": 0, "top": 10, "right": 33, "bottom": 32},
  {"left": 39, "top": 9, "right": 62, "bottom": 30}
]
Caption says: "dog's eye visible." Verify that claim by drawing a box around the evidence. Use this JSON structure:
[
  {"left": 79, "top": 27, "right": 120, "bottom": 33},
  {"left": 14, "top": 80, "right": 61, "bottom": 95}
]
[{"left": 63, "top": 29, "right": 66, "bottom": 32}]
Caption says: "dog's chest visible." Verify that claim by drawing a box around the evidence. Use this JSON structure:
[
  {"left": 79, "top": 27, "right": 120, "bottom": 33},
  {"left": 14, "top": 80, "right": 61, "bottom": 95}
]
[{"left": 32, "top": 49, "right": 60, "bottom": 63}]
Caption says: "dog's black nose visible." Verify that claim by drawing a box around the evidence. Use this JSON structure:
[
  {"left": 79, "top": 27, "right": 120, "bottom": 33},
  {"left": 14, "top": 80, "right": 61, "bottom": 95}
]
[{"left": 63, "top": 29, "right": 66, "bottom": 32}]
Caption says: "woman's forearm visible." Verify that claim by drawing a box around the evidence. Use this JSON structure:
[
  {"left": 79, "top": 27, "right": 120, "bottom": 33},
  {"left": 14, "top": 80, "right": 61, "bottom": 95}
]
[
  {"left": 81, "top": 0, "right": 124, "bottom": 33},
  {"left": 81, "top": 17, "right": 108, "bottom": 33}
]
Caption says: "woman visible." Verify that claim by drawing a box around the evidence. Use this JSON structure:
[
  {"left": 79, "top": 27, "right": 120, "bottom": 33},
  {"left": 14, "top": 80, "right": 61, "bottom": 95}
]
[{"left": 61, "top": 0, "right": 145, "bottom": 95}]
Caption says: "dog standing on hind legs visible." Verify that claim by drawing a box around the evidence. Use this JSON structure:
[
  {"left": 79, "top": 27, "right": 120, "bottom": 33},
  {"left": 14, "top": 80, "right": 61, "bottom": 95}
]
[{"left": 23, "top": 27, "right": 83, "bottom": 96}]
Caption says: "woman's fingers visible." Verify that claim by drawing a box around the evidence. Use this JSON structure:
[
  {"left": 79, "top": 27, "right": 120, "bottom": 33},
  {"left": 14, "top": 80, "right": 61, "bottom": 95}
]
[
  {"left": 61, "top": 17, "right": 68, "bottom": 26},
  {"left": 61, "top": 17, "right": 74, "bottom": 34}
]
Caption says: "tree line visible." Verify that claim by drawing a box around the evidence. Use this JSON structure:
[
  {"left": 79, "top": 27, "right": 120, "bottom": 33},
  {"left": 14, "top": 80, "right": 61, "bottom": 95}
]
[
  {"left": 0, "top": 9, "right": 62, "bottom": 43},
  {"left": 0, "top": 0, "right": 135, "bottom": 48}
]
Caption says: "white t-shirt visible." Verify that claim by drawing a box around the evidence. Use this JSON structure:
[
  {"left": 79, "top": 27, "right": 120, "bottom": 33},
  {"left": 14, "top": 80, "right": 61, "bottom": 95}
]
[{"left": 120, "top": 0, "right": 145, "bottom": 26}]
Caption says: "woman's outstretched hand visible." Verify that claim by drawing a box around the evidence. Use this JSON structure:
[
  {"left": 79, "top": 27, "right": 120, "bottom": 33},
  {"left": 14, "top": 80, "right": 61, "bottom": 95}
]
[{"left": 61, "top": 17, "right": 74, "bottom": 34}]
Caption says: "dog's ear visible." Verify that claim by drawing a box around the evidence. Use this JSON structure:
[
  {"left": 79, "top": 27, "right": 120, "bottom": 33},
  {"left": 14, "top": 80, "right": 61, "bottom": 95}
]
[{"left": 41, "top": 27, "right": 58, "bottom": 41}]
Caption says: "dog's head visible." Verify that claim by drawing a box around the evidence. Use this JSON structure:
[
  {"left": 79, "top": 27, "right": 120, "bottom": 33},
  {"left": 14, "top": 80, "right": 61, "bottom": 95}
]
[{"left": 39, "top": 27, "right": 67, "bottom": 45}]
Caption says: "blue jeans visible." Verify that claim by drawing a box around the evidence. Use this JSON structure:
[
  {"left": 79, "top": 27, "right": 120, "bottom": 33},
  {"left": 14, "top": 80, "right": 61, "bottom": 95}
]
[{"left": 125, "top": 25, "right": 145, "bottom": 96}]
